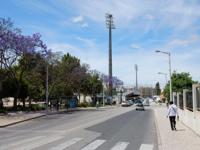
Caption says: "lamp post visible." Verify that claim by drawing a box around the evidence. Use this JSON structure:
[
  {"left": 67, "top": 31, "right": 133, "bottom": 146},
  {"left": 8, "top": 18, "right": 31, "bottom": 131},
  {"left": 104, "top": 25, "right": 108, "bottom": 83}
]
[{"left": 156, "top": 50, "right": 172, "bottom": 102}]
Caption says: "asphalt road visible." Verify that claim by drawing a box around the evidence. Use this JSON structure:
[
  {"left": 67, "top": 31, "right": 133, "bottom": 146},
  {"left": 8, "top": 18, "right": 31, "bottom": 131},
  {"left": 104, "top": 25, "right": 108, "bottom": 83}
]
[{"left": 0, "top": 106, "right": 158, "bottom": 150}]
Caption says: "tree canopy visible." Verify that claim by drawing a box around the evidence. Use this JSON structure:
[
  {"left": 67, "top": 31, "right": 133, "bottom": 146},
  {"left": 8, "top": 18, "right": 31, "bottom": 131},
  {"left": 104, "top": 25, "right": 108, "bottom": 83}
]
[
  {"left": 0, "top": 18, "right": 123, "bottom": 109},
  {"left": 155, "top": 82, "right": 161, "bottom": 95},
  {"left": 163, "top": 72, "right": 196, "bottom": 101}
]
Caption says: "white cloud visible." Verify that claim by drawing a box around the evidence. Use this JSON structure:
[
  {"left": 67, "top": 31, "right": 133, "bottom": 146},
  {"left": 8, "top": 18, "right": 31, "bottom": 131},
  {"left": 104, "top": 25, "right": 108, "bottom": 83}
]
[
  {"left": 168, "top": 35, "right": 199, "bottom": 48},
  {"left": 130, "top": 43, "right": 141, "bottom": 49},
  {"left": 70, "top": 0, "right": 200, "bottom": 32},
  {"left": 16, "top": 0, "right": 200, "bottom": 86},
  {"left": 72, "top": 15, "right": 88, "bottom": 27}
]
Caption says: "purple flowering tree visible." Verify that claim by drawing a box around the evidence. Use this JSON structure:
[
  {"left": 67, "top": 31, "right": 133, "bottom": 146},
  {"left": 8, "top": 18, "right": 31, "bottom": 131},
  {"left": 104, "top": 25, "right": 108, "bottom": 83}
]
[
  {"left": 100, "top": 73, "right": 123, "bottom": 89},
  {"left": 0, "top": 18, "right": 49, "bottom": 109}
]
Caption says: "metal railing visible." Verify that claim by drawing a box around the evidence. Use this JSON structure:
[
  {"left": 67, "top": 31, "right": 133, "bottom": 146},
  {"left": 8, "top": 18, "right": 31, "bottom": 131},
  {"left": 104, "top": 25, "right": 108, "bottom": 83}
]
[
  {"left": 179, "top": 94, "right": 183, "bottom": 110},
  {"left": 186, "top": 91, "right": 193, "bottom": 111},
  {"left": 174, "top": 95, "right": 177, "bottom": 105}
]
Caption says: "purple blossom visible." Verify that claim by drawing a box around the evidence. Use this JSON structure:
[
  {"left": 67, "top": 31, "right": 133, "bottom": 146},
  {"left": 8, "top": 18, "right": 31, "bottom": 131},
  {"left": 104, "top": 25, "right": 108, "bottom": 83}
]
[
  {"left": 0, "top": 18, "right": 49, "bottom": 68},
  {"left": 101, "top": 74, "right": 123, "bottom": 88}
]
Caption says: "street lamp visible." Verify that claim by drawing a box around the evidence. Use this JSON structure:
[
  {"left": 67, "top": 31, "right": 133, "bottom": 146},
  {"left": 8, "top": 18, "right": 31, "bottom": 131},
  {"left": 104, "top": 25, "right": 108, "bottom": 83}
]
[
  {"left": 158, "top": 72, "right": 168, "bottom": 85},
  {"left": 156, "top": 50, "right": 172, "bottom": 102}
]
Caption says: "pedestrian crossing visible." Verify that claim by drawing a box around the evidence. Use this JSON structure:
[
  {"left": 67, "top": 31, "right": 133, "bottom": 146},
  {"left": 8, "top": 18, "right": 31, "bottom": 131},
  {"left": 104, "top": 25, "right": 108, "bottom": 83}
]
[{"left": 0, "top": 135, "right": 154, "bottom": 150}]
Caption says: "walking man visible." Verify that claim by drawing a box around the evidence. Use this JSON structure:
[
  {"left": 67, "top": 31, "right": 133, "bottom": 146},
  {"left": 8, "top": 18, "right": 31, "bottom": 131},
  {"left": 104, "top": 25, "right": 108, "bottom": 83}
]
[{"left": 167, "top": 101, "right": 179, "bottom": 131}]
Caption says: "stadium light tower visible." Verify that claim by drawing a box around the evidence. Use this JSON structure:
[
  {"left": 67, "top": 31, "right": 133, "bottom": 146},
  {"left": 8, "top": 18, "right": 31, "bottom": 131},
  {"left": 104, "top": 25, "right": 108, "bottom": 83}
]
[{"left": 106, "top": 13, "right": 115, "bottom": 99}]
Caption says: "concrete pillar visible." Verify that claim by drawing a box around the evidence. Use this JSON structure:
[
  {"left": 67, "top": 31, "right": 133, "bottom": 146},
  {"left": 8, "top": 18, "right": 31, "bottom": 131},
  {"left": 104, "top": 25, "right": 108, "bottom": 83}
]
[
  {"left": 192, "top": 84, "right": 200, "bottom": 118},
  {"left": 173, "top": 92, "right": 177, "bottom": 104},
  {"left": 183, "top": 89, "right": 188, "bottom": 110},
  {"left": 177, "top": 92, "right": 181, "bottom": 108}
]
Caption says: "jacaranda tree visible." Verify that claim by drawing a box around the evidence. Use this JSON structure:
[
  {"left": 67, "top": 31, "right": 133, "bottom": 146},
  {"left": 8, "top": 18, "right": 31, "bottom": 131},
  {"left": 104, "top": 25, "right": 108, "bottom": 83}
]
[{"left": 0, "top": 18, "right": 49, "bottom": 109}]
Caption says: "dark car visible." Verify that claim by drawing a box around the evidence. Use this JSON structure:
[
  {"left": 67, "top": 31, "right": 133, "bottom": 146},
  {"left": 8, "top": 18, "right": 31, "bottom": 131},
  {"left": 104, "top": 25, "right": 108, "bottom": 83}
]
[{"left": 135, "top": 102, "right": 145, "bottom": 111}]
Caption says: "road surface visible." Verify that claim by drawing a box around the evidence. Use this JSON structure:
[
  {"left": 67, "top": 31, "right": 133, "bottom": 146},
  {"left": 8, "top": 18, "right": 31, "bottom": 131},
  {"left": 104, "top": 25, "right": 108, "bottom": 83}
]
[{"left": 0, "top": 106, "right": 158, "bottom": 150}]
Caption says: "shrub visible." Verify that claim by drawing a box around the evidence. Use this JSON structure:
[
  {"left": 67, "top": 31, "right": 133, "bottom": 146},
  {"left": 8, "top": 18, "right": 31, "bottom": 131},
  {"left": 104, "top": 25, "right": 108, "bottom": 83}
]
[
  {"left": 0, "top": 107, "right": 7, "bottom": 114},
  {"left": 78, "top": 102, "right": 89, "bottom": 107},
  {"left": 30, "top": 104, "right": 45, "bottom": 111}
]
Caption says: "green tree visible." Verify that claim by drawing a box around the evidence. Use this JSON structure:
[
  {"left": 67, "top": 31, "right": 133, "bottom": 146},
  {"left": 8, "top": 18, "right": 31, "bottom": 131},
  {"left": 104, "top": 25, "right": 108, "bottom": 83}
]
[
  {"left": 163, "top": 72, "right": 196, "bottom": 101},
  {"left": 155, "top": 82, "right": 161, "bottom": 95},
  {"left": 22, "top": 53, "right": 47, "bottom": 107},
  {"left": 88, "top": 71, "right": 103, "bottom": 102}
]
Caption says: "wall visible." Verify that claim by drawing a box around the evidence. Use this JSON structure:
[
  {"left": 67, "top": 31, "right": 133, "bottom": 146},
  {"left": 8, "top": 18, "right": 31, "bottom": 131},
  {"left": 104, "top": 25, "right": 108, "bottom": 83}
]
[{"left": 177, "top": 84, "right": 200, "bottom": 136}]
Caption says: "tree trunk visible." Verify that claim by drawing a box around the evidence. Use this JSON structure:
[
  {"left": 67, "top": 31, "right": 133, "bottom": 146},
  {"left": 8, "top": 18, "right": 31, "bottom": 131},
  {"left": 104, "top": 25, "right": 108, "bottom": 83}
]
[
  {"left": 83, "top": 95, "right": 86, "bottom": 103},
  {"left": 29, "top": 98, "right": 32, "bottom": 108},
  {"left": 0, "top": 98, "right": 3, "bottom": 108},
  {"left": 13, "top": 79, "right": 20, "bottom": 110},
  {"left": 13, "top": 97, "right": 17, "bottom": 110},
  {"left": 22, "top": 98, "right": 25, "bottom": 109},
  {"left": 78, "top": 93, "right": 81, "bottom": 104}
]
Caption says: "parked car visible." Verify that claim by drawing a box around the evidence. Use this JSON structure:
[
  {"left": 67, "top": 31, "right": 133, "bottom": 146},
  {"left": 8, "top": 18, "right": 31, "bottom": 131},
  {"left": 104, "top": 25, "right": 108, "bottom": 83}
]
[
  {"left": 121, "top": 101, "right": 132, "bottom": 107},
  {"left": 135, "top": 102, "right": 145, "bottom": 111},
  {"left": 142, "top": 98, "right": 150, "bottom": 106},
  {"left": 134, "top": 98, "right": 144, "bottom": 105},
  {"left": 128, "top": 100, "right": 134, "bottom": 105}
]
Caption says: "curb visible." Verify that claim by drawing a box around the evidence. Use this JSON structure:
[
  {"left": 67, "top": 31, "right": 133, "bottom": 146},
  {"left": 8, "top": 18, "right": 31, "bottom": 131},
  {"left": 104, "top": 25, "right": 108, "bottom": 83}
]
[
  {"left": 0, "top": 106, "right": 114, "bottom": 128},
  {"left": 0, "top": 109, "right": 79, "bottom": 128},
  {"left": 153, "top": 109, "right": 163, "bottom": 150},
  {"left": 0, "top": 114, "right": 46, "bottom": 128}
]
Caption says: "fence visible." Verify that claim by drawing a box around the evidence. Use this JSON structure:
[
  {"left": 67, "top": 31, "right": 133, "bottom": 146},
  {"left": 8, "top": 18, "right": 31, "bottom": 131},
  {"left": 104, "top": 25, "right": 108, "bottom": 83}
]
[
  {"left": 186, "top": 91, "right": 193, "bottom": 111},
  {"left": 49, "top": 96, "right": 78, "bottom": 110},
  {"left": 177, "top": 84, "right": 200, "bottom": 136},
  {"left": 174, "top": 95, "right": 177, "bottom": 105},
  {"left": 179, "top": 93, "right": 183, "bottom": 109}
]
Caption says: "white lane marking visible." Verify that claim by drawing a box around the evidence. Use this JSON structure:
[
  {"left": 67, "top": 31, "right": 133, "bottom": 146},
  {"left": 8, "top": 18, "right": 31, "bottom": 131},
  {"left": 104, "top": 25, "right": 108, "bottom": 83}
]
[
  {"left": 49, "top": 137, "right": 83, "bottom": 150},
  {"left": 111, "top": 142, "right": 129, "bottom": 150},
  {"left": 14, "top": 136, "right": 63, "bottom": 150},
  {"left": 0, "top": 136, "right": 44, "bottom": 150},
  {"left": 81, "top": 139, "right": 106, "bottom": 150},
  {"left": 139, "top": 144, "right": 154, "bottom": 150}
]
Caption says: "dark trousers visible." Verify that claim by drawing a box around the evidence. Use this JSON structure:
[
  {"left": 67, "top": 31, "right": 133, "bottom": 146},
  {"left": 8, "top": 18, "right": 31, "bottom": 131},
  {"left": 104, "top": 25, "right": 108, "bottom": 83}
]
[{"left": 169, "top": 116, "right": 176, "bottom": 130}]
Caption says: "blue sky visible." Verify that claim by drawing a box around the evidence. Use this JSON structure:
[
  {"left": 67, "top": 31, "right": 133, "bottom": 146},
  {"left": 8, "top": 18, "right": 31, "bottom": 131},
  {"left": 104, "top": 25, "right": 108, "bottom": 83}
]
[{"left": 1, "top": 0, "right": 200, "bottom": 88}]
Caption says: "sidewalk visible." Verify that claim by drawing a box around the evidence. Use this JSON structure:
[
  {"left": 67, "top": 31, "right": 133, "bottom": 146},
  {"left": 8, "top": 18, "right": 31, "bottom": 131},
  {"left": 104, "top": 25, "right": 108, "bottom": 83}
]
[
  {"left": 0, "top": 111, "right": 46, "bottom": 127},
  {"left": 0, "top": 106, "right": 117, "bottom": 128},
  {"left": 154, "top": 105, "right": 200, "bottom": 150}
]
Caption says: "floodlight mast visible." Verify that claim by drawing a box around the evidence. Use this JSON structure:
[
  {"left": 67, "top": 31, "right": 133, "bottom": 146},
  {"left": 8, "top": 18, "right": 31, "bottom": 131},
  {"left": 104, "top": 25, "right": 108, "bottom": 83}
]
[{"left": 105, "top": 13, "right": 115, "bottom": 100}]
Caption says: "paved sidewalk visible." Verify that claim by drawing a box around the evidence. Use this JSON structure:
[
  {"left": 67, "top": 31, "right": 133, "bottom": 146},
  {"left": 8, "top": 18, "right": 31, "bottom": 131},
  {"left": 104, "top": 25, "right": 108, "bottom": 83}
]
[
  {"left": 0, "top": 112, "right": 46, "bottom": 127},
  {"left": 154, "top": 105, "right": 200, "bottom": 150}
]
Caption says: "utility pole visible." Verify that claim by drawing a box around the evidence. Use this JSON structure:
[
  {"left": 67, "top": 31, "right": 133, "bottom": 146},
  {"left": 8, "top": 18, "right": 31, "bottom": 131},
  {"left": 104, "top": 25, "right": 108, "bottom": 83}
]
[
  {"left": 106, "top": 13, "right": 115, "bottom": 100},
  {"left": 135, "top": 64, "right": 138, "bottom": 90},
  {"left": 45, "top": 58, "right": 49, "bottom": 111},
  {"left": 0, "top": 49, "right": 3, "bottom": 69}
]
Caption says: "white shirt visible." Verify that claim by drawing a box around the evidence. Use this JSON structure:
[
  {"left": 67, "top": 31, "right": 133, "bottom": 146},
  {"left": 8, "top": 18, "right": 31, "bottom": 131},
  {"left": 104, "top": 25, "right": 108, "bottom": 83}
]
[{"left": 167, "top": 104, "right": 179, "bottom": 117}]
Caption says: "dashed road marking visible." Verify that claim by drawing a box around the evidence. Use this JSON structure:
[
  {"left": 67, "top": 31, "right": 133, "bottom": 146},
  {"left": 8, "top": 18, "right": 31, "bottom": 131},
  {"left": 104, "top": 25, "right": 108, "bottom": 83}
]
[
  {"left": 0, "top": 136, "right": 44, "bottom": 150},
  {"left": 13, "top": 136, "right": 63, "bottom": 150},
  {"left": 139, "top": 144, "right": 154, "bottom": 150},
  {"left": 81, "top": 139, "right": 106, "bottom": 150},
  {"left": 49, "top": 137, "right": 83, "bottom": 150},
  {"left": 110, "top": 141, "right": 129, "bottom": 150}
]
